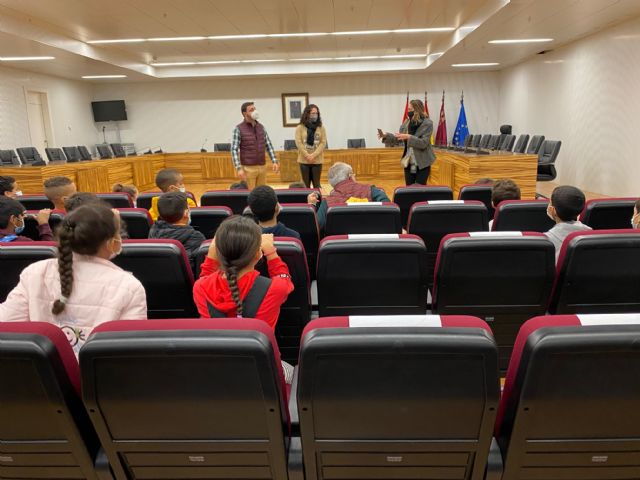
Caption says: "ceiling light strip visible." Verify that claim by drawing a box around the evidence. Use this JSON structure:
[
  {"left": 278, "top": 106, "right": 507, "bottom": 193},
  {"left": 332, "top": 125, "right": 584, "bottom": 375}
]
[
  {"left": 81, "top": 75, "right": 127, "bottom": 79},
  {"left": 0, "top": 56, "right": 55, "bottom": 61},
  {"left": 451, "top": 62, "right": 499, "bottom": 67},
  {"left": 151, "top": 54, "right": 427, "bottom": 67},
  {"left": 488, "top": 38, "right": 553, "bottom": 44}
]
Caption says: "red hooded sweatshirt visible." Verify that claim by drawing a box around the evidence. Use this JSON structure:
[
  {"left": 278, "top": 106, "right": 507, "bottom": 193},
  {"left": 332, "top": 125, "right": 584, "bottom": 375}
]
[{"left": 193, "top": 256, "right": 294, "bottom": 329}]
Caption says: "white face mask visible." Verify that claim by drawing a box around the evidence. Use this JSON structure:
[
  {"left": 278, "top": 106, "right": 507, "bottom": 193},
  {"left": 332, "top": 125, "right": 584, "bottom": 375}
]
[
  {"left": 14, "top": 190, "right": 23, "bottom": 197},
  {"left": 109, "top": 239, "right": 123, "bottom": 260},
  {"left": 178, "top": 186, "right": 186, "bottom": 193},
  {"left": 250, "top": 110, "right": 260, "bottom": 120}
]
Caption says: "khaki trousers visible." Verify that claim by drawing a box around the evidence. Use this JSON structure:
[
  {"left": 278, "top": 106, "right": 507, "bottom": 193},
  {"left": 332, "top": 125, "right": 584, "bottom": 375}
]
[{"left": 243, "top": 164, "right": 267, "bottom": 189}]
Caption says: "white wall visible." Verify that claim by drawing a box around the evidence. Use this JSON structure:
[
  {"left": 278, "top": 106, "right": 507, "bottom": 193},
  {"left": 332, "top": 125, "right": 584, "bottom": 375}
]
[
  {"left": 92, "top": 70, "right": 500, "bottom": 152},
  {"left": 499, "top": 15, "right": 640, "bottom": 197},
  {"left": 0, "top": 64, "right": 98, "bottom": 153}
]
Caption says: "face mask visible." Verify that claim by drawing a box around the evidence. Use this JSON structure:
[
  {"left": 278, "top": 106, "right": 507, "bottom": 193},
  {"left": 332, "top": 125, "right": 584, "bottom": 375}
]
[
  {"left": 309, "top": 114, "right": 318, "bottom": 122},
  {"left": 14, "top": 190, "right": 23, "bottom": 197},
  {"left": 109, "top": 239, "right": 123, "bottom": 260},
  {"left": 178, "top": 186, "right": 186, "bottom": 193},
  {"left": 187, "top": 211, "right": 192, "bottom": 225},
  {"left": 407, "top": 111, "right": 415, "bottom": 119},
  {"left": 250, "top": 110, "right": 260, "bottom": 120},
  {"left": 14, "top": 218, "right": 25, "bottom": 235},
  {"left": 547, "top": 207, "right": 555, "bottom": 221}
]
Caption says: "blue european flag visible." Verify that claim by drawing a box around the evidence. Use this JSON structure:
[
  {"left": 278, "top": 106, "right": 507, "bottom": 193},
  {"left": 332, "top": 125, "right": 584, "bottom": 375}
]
[{"left": 452, "top": 99, "right": 469, "bottom": 146}]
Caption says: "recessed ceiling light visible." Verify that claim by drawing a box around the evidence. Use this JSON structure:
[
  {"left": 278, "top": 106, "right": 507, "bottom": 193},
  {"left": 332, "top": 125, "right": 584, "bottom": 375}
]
[
  {"left": 207, "top": 34, "right": 269, "bottom": 40},
  {"left": 451, "top": 62, "right": 499, "bottom": 67},
  {"left": 87, "top": 39, "right": 145, "bottom": 44},
  {"left": 0, "top": 56, "right": 55, "bottom": 61},
  {"left": 81, "top": 75, "right": 127, "bottom": 79},
  {"left": 489, "top": 38, "right": 553, "bottom": 44}
]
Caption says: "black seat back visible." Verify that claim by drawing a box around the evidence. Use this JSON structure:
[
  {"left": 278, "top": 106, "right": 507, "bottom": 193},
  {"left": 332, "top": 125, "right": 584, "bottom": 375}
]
[
  {"left": 478, "top": 134, "right": 491, "bottom": 148},
  {"left": 277, "top": 204, "right": 320, "bottom": 276},
  {"left": 96, "top": 192, "right": 133, "bottom": 208},
  {"left": 325, "top": 203, "right": 402, "bottom": 235},
  {"left": 200, "top": 190, "right": 250, "bottom": 214},
  {"left": 17, "top": 195, "right": 55, "bottom": 211},
  {"left": 0, "top": 149, "right": 21, "bottom": 165},
  {"left": 45, "top": 148, "right": 66, "bottom": 162},
  {"left": 526, "top": 135, "right": 545, "bottom": 154},
  {"left": 110, "top": 143, "right": 126, "bottom": 158},
  {"left": 16, "top": 147, "right": 44, "bottom": 164},
  {"left": 213, "top": 143, "right": 231, "bottom": 151},
  {"left": 347, "top": 138, "right": 366, "bottom": 148},
  {"left": 190, "top": 206, "right": 232, "bottom": 239},
  {"left": 118, "top": 208, "right": 153, "bottom": 239},
  {"left": 513, "top": 134, "right": 530, "bottom": 154},
  {"left": 96, "top": 145, "right": 112, "bottom": 159},
  {"left": 77, "top": 146, "right": 92, "bottom": 160},
  {"left": 283, "top": 140, "right": 296, "bottom": 150},
  {"left": 22, "top": 210, "right": 64, "bottom": 241},
  {"left": 492, "top": 200, "right": 555, "bottom": 232},
  {"left": 471, "top": 135, "right": 482, "bottom": 147},
  {"left": 487, "top": 134, "right": 501, "bottom": 150},
  {"left": 500, "top": 134, "right": 516, "bottom": 151},
  {"left": 63, "top": 146, "right": 81, "bottom": 162},
  {"left": 393, "top": 185, "right": 454, "bottom": 228},
  {"left": 275, "top": 188, "right": 320, "bottom": 204},
  {"left": 580, "top": 198, "right": 637, "bottom": 230},
  {"left": 0, "top": 242, "right": 57, "bottom": 302},
  {"left": 458, "top": 184, "right": 494, "bottom": 218}
]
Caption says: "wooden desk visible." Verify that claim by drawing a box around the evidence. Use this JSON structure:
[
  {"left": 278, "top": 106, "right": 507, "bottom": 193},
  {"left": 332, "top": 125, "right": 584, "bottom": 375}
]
[{"left": 0, "top": 149, "right": 538, "bottom": 199}]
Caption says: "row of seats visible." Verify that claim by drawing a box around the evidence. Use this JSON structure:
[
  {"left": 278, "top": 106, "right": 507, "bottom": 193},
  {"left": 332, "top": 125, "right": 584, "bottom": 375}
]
[
  {"left": 3, "top": 229, "right": 640, "bottom": 366},
  {"left": 2, "top": 313, "right": 639, "bottom": 480},
  {"left": 0, "top": 146, "right": 93, "bottom": 166},
  {"left": 462, "top": 133, "right": 544, "bottom": 154}
]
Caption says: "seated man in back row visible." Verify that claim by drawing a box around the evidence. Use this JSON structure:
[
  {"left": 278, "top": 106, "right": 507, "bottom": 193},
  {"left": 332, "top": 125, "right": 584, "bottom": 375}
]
[{"left": 316, "top": 162, "right": 390, "bottom": 228}]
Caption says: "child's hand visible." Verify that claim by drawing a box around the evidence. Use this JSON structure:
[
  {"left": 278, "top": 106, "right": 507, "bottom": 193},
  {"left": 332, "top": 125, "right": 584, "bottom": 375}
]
[
  {"left": 261, "top": 233, "right": 275, "bottom": 253},
  {"left": 207, "top": 238, "right": 218, "bottom": 260}
]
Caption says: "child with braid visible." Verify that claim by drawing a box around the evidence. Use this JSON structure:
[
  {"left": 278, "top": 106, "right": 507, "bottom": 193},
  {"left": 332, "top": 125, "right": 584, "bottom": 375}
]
[{"left": 0, "top": 204, "right": 147, "bottom": 355}]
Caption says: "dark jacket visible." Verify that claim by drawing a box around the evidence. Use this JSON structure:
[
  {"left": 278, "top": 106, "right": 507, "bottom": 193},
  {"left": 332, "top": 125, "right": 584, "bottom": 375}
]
[
  {"left": 148, "top": 220, "right": 206, "bottom": 273},
  {"left": 261, "top": 222, "right": 301, "bottom": 240}
]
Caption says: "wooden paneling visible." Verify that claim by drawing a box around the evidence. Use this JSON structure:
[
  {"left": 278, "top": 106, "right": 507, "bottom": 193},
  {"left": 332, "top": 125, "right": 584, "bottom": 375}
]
[{"left": 76, "top": 165, "right": 111, "bottom": 192}]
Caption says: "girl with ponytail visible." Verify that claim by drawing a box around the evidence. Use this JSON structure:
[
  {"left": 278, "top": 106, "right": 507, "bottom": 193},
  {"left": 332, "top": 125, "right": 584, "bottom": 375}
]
[{"left": 0, "top": 204, "right": 147, "bottom": 355}]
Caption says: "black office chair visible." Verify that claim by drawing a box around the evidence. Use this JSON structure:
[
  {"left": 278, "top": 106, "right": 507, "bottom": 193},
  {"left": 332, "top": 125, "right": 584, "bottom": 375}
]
[
  {"left": 478, "top": 134, "right": 491, "bottom": 148},
  {"left": 45, "top": 148, "right": 66, "bottom": 162},
  {"left": 537, "top": 140, "right": 561, "bottom": 182},
  {"left": 284, "top": 140, "right": 297, "bottom": 150},
  {"left": 77, "top": 145, "right": 92, "bottom": 160},
  {"left": 471, "top": 134, "right": 482, "bottom": 147},
  {"left": 16, "top": 147, "right": 45, "bottom": 165},
  {"left": 499, "top": 134, "right": 516, "bottom": 152},
  {"left": 347, "top": 138, "right": 366, "bottom": 148},
  {"left": 0, "top": 149, "right": 20, "bottom": 165},
  {"left": 526, "top": 135, "right": 545, "bottom": 154},
  {"left": 213, "top": 143, "right": 231, "bottom": 151},
  {"left": 96, "top": 145, "right": 112, "bottom": 159},
  {"left": 62, "top": 146, "right": 81, "bottom": 162},
  {"left": 110, "top": 143, "right": 126, "bottom": 158},
  {"left": 513, "top": 134, "right": 529, "bottom": 153},
  {"left": 487, "top": 135, "right": 501, "bottom": 150},
  {"left": 463, "top": 134, "right": 474, "bottom": 147}
]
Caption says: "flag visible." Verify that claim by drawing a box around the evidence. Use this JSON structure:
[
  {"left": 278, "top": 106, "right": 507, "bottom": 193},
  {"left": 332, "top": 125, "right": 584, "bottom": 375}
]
[
  {"left": 402, "top": 92, "right": 409, "bottom": 123},
  {"left": 425, "top": 91, "right": 434, "bottom": 144},
  {"left": 435, "top": 90, "right": 448, "bottom": 145},
  {"left": 452, "top": 91, "right": 469, "bottom": 146}
]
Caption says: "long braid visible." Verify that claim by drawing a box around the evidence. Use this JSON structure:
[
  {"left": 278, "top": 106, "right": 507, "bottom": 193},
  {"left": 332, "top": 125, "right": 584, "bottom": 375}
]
[
  {"left": 226, "top": 266, "right": 243, "bottom": 317},
  {"left": 52, "top": 224, "right": 74, "bottom": 315}
]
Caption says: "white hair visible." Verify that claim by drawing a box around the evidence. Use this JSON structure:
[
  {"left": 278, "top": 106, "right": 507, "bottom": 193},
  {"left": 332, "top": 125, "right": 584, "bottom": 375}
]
[{"left": 328, "top": 162, "right": 353, "bottom": 187}]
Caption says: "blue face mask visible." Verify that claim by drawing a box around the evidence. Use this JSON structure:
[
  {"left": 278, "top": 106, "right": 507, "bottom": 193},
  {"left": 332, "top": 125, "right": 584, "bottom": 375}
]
[
  {"left": 14, "top": 217, "right": 25, "bottom": 234},
  {"left": 187, "top": 211, "right": 192, "bottom": 225}
]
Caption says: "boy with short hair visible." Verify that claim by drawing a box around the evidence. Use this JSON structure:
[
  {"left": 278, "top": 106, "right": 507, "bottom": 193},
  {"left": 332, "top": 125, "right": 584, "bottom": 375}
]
[
  {"left": 148, "top": 192, "right": 205, "bottom": 271},
  {"left": 247, "top": 185, "right": 302, "bottom": 239},
  {"left": 43, "top": 176, "right": 76, "bottom": 211},
  {"left": 489, "top": 179, "right": 521, "bottom": 229},
  {"left": 0, "top": 196, "right": 52, "bottom": 242},
  {"left": 545, "top": 185, "right": 592, "bottom": 262},
  {"left": 148, "top": 168, "right": 197, "bottom": 221}
]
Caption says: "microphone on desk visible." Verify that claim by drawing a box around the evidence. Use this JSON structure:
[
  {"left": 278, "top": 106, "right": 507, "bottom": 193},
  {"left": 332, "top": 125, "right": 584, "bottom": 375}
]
[{"left": 200, "top": 138, "right": 208, "bottom": 153}]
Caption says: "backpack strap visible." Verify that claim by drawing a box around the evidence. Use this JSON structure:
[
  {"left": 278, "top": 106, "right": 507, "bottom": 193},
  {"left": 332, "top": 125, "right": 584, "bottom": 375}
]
[{"left": 206, "top": 275, "right": 272, "bottom": 319}]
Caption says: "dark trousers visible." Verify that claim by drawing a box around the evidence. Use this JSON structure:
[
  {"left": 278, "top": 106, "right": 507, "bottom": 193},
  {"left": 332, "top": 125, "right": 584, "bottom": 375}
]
[
  {"left": 300, "top": 163, "right": 322, "bottom": 188},
  {"left": 404, "top": 165, "right": 431, "bottom": 186}
]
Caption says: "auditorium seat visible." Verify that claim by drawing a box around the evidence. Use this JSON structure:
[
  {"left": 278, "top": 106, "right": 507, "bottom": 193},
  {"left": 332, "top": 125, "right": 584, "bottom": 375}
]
[
  {"left": 62, "top": 146, "right": 82, "bottom": 162},
  {"left": 317, "top": 234, "right": 428, "bottom": 316},
  {"left": 118, "top": 208, "right": 153, "bottom": 239},
  {"left": 96, "top": 144, "right": 112, "bottom": 159},
  {"left": 22, "top": 210, "right": 65, "bottom": 240},
  {"left": 407, "top": 201, "right": 489, "bottom": 290},
  {"left": 347, "top": 138, "right": 366, "bottom": 148},
  {"left": 16, "top": 194, "right": 54, "bottom": 210},
  {"left": 274, "top": 188, "right": 320, "bottom": 204},
  {"left": 110, "top": 143, "right": 126, "bottom": 158},
  {"left": 0, "top": 149, "right": 21, "bottom": 165},
  {"left": 0, "top": 322, "right": 103, "bottom": 480},
  {"left": 213, "top": 143, "right": 231, "bottom": 151},
  {"left": 284, "top": 139, "right": 297, "bottom": 150},
  {"left": 526, "top": 134, "right": 545, "bottom": 154},
  {"left": 137, "top": 191, "right": 197, "bottom": 211},
  {"left": 96, "top": 192, "right": 133, "bottom": 208},
  {"left": 296, "top": 315, "right": 499, "bottom": 480},
  {"left": 495, "top": 314, "right": 640, "bottom": 480},
  {"left": 432, "top": 232, "right": 556, "bottom": 370},
  {"left": 499, "top": 134, "right": 516, "bottom": 151},
  {"left": 537, "top": 140, "right": 561, "bottom": 183},
  {"left": 487, "top": 134, "right": 501, "bottom": 150},
  {"left": 45, "top": 147, "right": 66, "bottom": 162},
  {"left": 277, "top": 204, "right": 320, "bottom": 275},
  {"left": 549, "top": 229, "right": 640, "bottom": 314},
  {"left": 393, "top": 185, "right": 454, "bottom": 228},
  {"left": 325, "top": 202, "right": 402, "bottom": 235},
  {"left": 492, "top": 199, "right": 555, "bottom": 232},
  {"left": 200, "top": 189, "right": 249, "bottom": 214},
  {"left": 471, "top": 134, "right": 482, "bottom": 147},
  {"left": 580, "top": 197, "right": 637, "bottom": 229},
  {"left": 16, "top": 147, "right": 45, "bottom": 165},
  {"left": 478, "top": 134, "right": 491, "bottom": 148},
  {"left": 512, "top": 134, "right": 530, "bottom": 153},
  {"left": 458, "top": 184, "right": 495, "bottom": 218},
  {"left": 190, "top": 206, "right": 232, "bottom": 239},
  {"left": 112, "top": 239, "right": 198, "bottom": 318},
  {"left": 80, "top": 318, "right": 289, "bottom": 480},
  {"left": 77, "top": 145, "right": 92, "bottom": 161},
  {"left": 0, "top": 242, "right": 57, "bottom": 302}
]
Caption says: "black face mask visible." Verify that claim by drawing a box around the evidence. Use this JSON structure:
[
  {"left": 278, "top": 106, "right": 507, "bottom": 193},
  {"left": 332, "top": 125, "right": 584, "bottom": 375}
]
[{"left": 407, "top": 111, "right": 415, "bottom": 119}]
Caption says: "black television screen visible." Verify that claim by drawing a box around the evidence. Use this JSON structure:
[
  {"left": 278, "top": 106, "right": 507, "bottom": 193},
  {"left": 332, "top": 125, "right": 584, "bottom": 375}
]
[{"left": 91, "top": 100, "right": 127, "bottom": 122}]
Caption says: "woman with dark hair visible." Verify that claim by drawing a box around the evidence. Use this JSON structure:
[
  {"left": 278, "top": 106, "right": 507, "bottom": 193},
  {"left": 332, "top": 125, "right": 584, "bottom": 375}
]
[
  {"left": 295, "top": 104, "right": 327, "bottom": 188},
  {"left": 378, "top": 98, "right": 435, "bottom": 185},
  {"left": 0, "top": 204, "right": 147, "bottom": 354}
]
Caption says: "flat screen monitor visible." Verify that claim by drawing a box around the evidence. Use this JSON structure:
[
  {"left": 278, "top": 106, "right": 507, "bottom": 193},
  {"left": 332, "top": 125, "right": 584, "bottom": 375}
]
[{"left": 91, "top": 100, "right": 127, "bottom": 122}]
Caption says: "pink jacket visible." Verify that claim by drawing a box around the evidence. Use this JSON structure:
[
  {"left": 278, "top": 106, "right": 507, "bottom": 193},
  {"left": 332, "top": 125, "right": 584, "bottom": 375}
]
[{"left": 0, "top": 254, "right": 147, "bottom": 355}]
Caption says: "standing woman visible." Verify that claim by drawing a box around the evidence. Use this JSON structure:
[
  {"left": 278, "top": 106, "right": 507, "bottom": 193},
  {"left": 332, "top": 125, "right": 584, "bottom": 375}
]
[
  {"left": 295, "top": 104, "right": 327, "bottom": 189},
  {"left": 378, "top": 99, "right": 435, "bottom": 185}
]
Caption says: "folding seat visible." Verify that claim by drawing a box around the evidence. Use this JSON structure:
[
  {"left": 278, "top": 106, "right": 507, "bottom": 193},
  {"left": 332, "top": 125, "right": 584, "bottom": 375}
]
[
  {"left": 513, "top": 133, "right": 530, "bottom": 153},
  {"left": 16, "top": 147, "right": 45, "bottom": 165},
  {"left": 112, "top": 239, "right": 198, "bottom": 318},
  {"left": 117, "top": 208, "right": 153, "bottom": 239},
  {"left": 21, "top": 210, "right": 65, "bottom": 240},
  {"left": 45, "top": 147, "right": 66, "bottom": 162},
  {"left": 407, "top": 201, "right": 488, "bottom": 290},
  {"left": 495, "top": 314, "right": 640, "bottom": 480},
  {"left": 432, "top": 232, "right": 556, "bottom": 370},
  {"left": 579, "top": 197, "right": 637, "bottom": 230},
  {"left": 549, "top": 229, "right": 640, "bottom": 314},
  {"left": 110, "top": 143, "right": 126, "bottom": 158},
  {"left": 277, "top": 204, "right": 320, "bottom": 275},
  {"left": 295, "top": 315, "right": 499, "bottom": 480},
  {"left": 274, "top": 188, "right": 320, "bottom": 204},
  {"left": 77, "top": 145, "right": 92, "bottom": 160},
  {"left": 324, "top": 202, "right": 402, "bottom": 235},
  {"left": 80, "top": 318, "right": 290, "bottom": 480},
  {"left": 458, "top": 184, "right": 494, "bottom": 218},
  {"left": 0, "top": 241, "right": 57, "bottom": 302},
  {"left": 317, "top": 234, "right": 428, "bottom": 316},
  {"left": 393, "top": 185, "right": 454, "bottom": 228},
  {"left": 190, "top": 206, "right": 232, "bottom": 239},
  {"left": 492, "top": 199, "right": 555, "bottom": 232},
  {"left": 0, "top": 149, "right": 21, "bottom": 165},
  {"left": 137, "top": 191, "right": 197, "bottom": 210},
  {"left": 526, "top": 134, "right": 545, "bottom": 154},
  {"left": 347, "top": 138, "right": 366, "bottom": 148},
  {"left": 16, "top": 194, "right": 55, "bottom": 210},
  {"left": 96, "top": 192, "right": 133, "bottom": 208},
  {"left": 96, "top": 144, "right": 112, "bottom": 159},
  {"left": 63, "top": 146, "right": 82, "bottom": 162},
  {"left": 200, "top": 189, "right": 249, "bottom": 214},
  {"left": 0, "top": 322, "right": 103, "bottom": 479}
]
